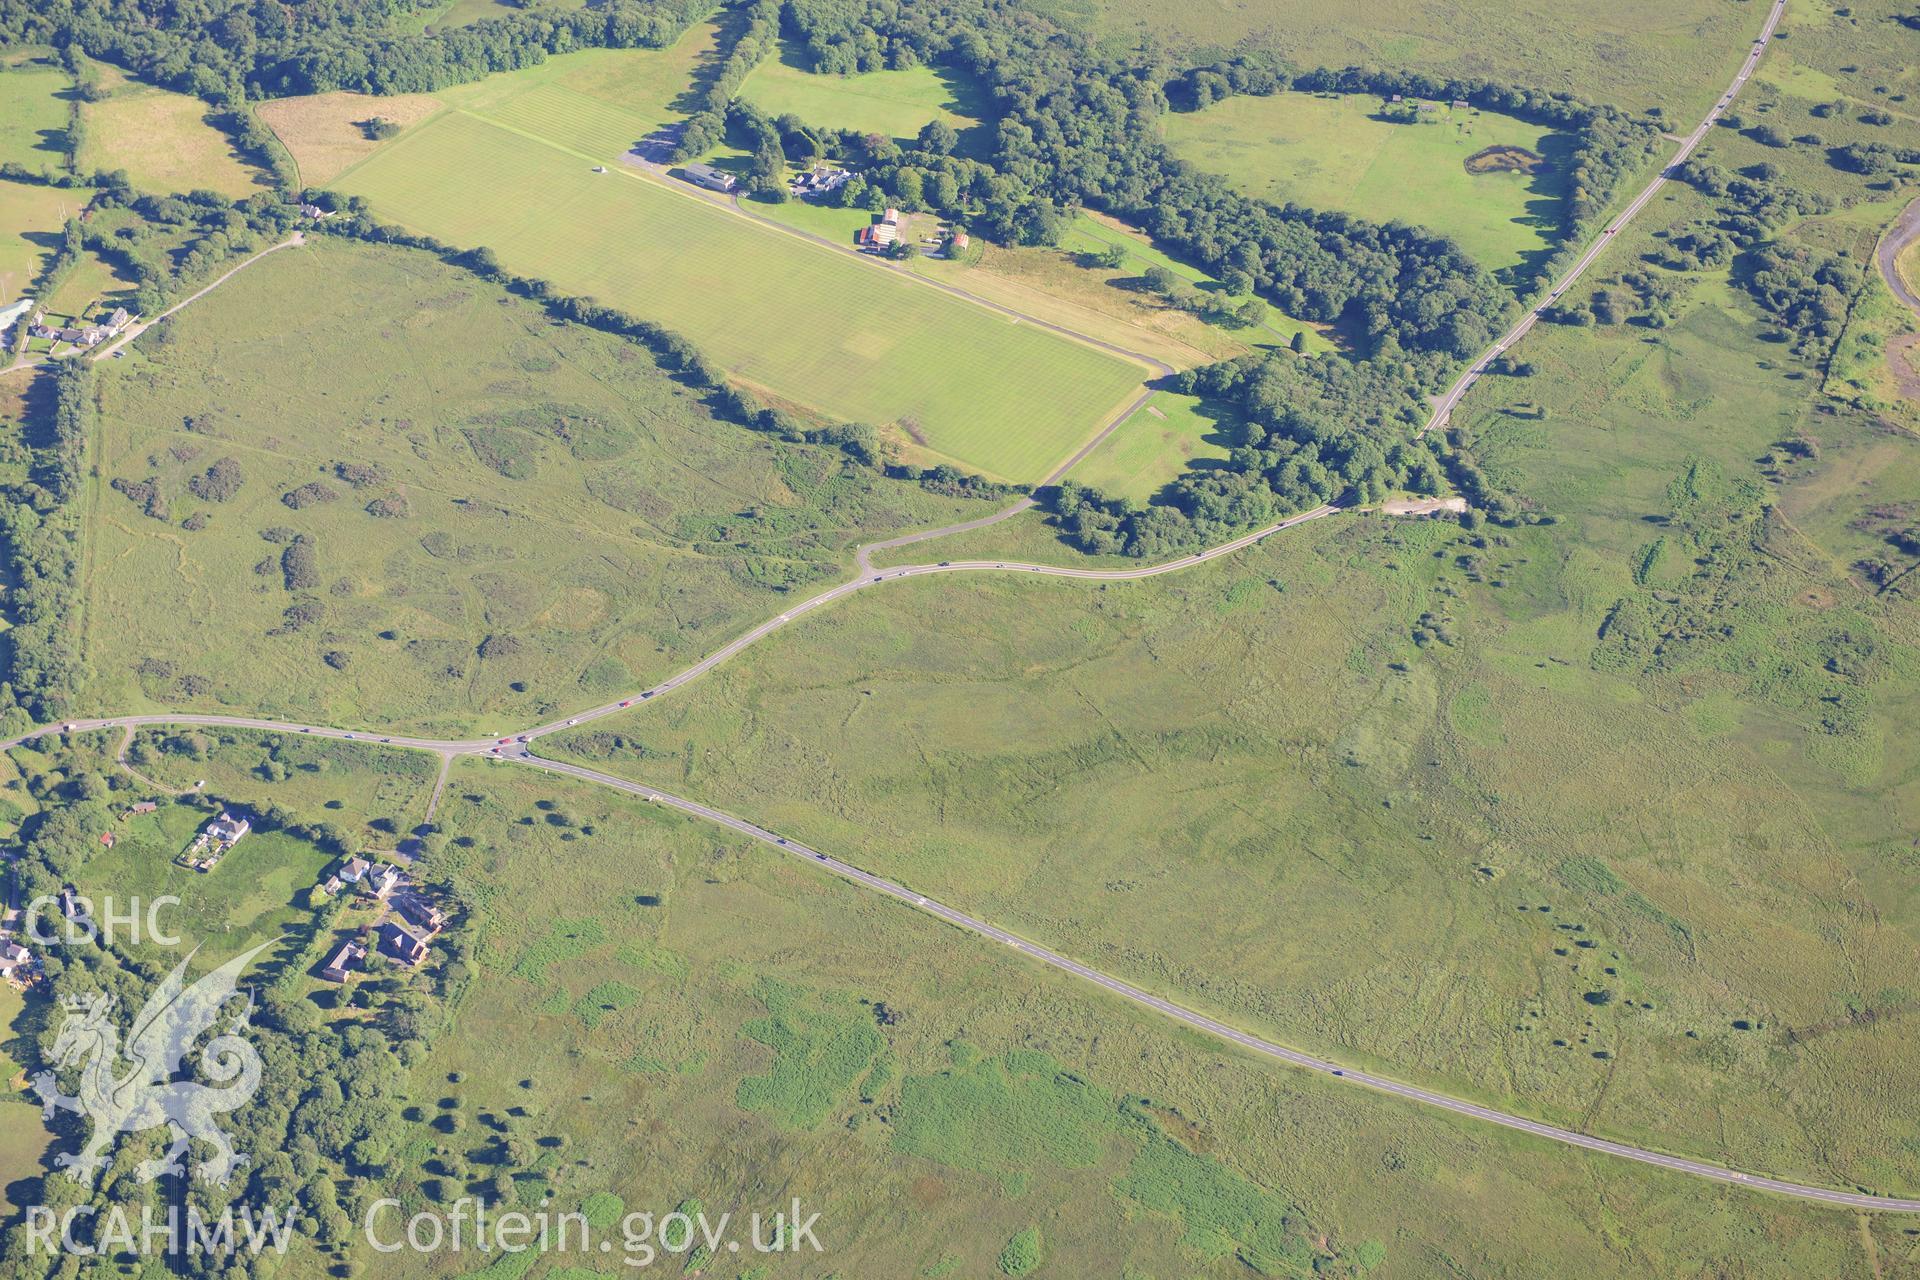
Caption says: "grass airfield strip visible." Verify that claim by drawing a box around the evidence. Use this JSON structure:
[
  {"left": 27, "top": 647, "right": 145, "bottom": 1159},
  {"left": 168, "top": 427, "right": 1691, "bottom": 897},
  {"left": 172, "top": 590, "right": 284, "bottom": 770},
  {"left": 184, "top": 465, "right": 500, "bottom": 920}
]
[{"left": 333, "top": 105, "right": 1146, "bottom": 483}]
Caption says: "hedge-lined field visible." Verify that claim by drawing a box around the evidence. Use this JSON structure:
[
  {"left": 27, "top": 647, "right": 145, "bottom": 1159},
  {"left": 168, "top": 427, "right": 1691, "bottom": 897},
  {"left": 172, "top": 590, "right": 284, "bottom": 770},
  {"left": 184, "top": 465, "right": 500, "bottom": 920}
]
[
  {"left": 332, "top": 107, "right": 1146, "bottom": 481},
  {"left": 1163, "top": 92, "right": 1570, "bottom": 276},
  {"left": 81, "top": 239, "right": 998, "bottom": 735}
]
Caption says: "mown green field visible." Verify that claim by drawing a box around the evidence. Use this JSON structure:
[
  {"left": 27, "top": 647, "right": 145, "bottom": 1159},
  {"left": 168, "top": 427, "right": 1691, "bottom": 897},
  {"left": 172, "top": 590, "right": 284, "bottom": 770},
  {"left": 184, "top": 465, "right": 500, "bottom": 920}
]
[
  {"left": 1162, "top": 92, "right": 1569, "bottom": 276},
  {"left": 1064, "top": 390, "right": 1240, "bottom": 500},
  {"left": 1039, "top": 0, "right": 1760, "bottom": 118},
  {"left": 739, "top": 38, "right": 992, "bottom": 149},
  {"left": 0, "top": 179, "right": 85, "bottom": 307},
  {"left": 331, "top": 105, "right": 1146, "bottom": 481},
  {"left": 0, "top": 53, "right": 71, "bottom": 174},
  {"left": 81, "top": 238, "right": 1000, "bottom": 734},
  {"left": 385, "top": 758, "right": 1890, "bottom": 1279},
  {"left": 549, "top": 157, "right": 1920, "bottom": 1201}
]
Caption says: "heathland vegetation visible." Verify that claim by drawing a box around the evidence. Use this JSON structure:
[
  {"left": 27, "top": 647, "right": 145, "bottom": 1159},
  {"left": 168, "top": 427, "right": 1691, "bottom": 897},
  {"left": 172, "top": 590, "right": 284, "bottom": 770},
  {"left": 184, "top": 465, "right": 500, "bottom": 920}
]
[
  {"left": 7, "top": 738, "right": 1899, "bottom": 1279},
  {"left": 4, "top": 0, "right": 1920, "bottom": 1276},
  {"left": 546, "top": 43, "right": 1920, "bottom": 1202},
  {"left": 80, "top": 237, "right": 1006, "bottom": 733}
]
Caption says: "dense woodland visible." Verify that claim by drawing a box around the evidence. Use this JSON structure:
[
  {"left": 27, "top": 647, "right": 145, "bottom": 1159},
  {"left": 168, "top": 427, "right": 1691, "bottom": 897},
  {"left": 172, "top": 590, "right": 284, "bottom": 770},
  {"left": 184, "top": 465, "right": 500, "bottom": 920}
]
[{"left": 0, "top": 0, "right": 715, "bottom": 98}]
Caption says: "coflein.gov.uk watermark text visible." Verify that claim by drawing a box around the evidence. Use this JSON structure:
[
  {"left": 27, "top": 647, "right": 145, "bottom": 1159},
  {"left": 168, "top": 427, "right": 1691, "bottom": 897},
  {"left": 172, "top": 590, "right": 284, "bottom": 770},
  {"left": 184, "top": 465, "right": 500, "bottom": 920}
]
[{"left": 365, "top": 1197, "right": 824, "bottom": 1268}]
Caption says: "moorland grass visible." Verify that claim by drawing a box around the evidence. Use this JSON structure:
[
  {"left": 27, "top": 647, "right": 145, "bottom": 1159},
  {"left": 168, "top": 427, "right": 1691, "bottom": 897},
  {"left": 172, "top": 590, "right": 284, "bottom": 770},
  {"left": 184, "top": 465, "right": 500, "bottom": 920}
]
[
  {"left": 1047, "top": 0, "right": 1759, "bottom": 119},
  {"left": 547, "top": 170, "right": 1920, "bottom": 1197},
  {"left": 79, "top": 238, "right": 999, "bottom": 734},
  {"left": 1161, "top": 91, "right": 1570, "bottom": 276},
  {"left": 122, "top": 726, "right": 440, "bottom": 841},
  {"left": 735, "top": 978, "right": 883, "bottom": 1130},
  {"left": 330, "top": 106, "right": 1146, "bottom": 481},
  {"left": 392, "top": 757, "right": 1888, "bottom": 1279}
]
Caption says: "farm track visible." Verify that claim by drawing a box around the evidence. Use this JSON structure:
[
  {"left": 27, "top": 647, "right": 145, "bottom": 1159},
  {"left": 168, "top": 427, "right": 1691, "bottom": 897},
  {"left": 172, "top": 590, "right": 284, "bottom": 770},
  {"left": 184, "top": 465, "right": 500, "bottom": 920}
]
[
  {"left": 21, "top": 0, "right": 1912, "bottom": 1213},
  {"left": 2, "top": 232, "right": 305, "bottom": 378}
]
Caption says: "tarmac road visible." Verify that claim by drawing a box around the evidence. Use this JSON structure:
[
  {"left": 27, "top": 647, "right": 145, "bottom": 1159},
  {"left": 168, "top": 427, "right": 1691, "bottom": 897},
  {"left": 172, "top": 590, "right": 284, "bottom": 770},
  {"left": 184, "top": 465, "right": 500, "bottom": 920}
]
[
  {"left": 517, "top": 754, "right": 1920, "bottom": 1215},
  {"left": 1419, "top": 0, "right": 1789, "bottom": 436},
  {"left": 11, "top": 0, "right": 1904, "bottom": 1211},
  {"left": 1877, "top": 193, "right": 1920, "bottom": 314}
]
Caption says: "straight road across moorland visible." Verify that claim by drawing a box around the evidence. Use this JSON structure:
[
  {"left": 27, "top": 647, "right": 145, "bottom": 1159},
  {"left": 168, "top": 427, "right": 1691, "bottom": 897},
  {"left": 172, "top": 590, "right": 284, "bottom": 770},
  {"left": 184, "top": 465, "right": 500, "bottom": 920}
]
[
  {"left": 1420, "top": 0, "right": 1789, "bottom": 435},
  {"left": 515, "top": 754, "right": 1920, "bottom": 1215}
]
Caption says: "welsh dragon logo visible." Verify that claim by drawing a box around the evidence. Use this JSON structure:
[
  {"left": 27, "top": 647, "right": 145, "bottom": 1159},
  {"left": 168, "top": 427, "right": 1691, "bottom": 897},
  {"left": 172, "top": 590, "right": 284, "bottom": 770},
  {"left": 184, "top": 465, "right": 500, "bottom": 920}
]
[{"left": 31, "top": 940, "right": 274, "bottom": 1187}]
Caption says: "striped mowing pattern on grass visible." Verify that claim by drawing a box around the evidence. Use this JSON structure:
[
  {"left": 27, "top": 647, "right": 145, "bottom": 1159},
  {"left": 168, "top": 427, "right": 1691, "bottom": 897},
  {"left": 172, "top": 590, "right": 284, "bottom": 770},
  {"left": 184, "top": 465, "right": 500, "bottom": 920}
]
[
  {"left": 478, "top": 82, "right": 658, "bottom": 160},
  {"left": 332, "top": 107, "right": 1144, "bottom": 482}
]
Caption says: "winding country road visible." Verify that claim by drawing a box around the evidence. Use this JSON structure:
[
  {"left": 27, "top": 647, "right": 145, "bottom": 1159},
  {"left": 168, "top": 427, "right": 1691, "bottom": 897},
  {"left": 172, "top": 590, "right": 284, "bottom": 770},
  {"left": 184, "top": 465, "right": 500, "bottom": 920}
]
[
  {"left": 15, "top": 495, "right": 1920, "bottom": 1212},
  {"left": 1877, "top": 194, "right": 1920, "bottom": 314},
  {"left": 14, "top": 0, "right": 1907, "bottom": 1215}
]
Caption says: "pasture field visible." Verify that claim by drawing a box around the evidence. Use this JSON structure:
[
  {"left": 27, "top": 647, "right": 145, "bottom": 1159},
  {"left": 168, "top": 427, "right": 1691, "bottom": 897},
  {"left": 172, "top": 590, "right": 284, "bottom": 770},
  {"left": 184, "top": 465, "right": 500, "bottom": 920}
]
[
  {"left": 79, "top": 238, "right": 1000, "bottom": 735},
  {"left": 739, "top": 39, "right": 993, "bottom": 150},
  {"left": 1060, "top": 211, "right": 1335, "bottom": 353},
  {"left": 379, "top": 758, "right": 1888, "bottom": 1280},
  {"left": 0, "top": 53, "right": 71, "bottom": 173},
  {"left": 0, "top": 179, "right": 85, "bottom": 307},
  {"left": 429, "top": 12, "right": 728, "bottom": 144},
  {"left": 1064, "top": 390, "right": 1240, "bottom": 500},
  {"left": 256, "top": 91, "right": 444, "bottom": 186},
  {"left": 0, "top": 1097, "right": 45, "bottom": 1220},
  {"left": 550, "top": 169, "right": 1920, "bottom": 1198},
  {"left": 332, "top": 108, "right": 1147, "bottom": 481},
  {"left": 747, "top": 201, "right": 1297, "bottom": 371},
  {"left": 123, "top": 725, "right": 441, "bottom": 841},
  {"left": 79, "top": 811, "right": 335, "bottom": 963},
  {"left": 34, "top": 249, "right": 135, "bottom": 321},
  {"left": 1161, "top": 92, "right": 1570, "bottom": 276},
  {"left": 0, "top": 985, "right": 26, "bottom": 1089},
  {"left": 75, "top": 61, "right": 269, "bottom": 199},
  {"left": 1041, "top": 0, "right": 1759, "bottom": 119}
]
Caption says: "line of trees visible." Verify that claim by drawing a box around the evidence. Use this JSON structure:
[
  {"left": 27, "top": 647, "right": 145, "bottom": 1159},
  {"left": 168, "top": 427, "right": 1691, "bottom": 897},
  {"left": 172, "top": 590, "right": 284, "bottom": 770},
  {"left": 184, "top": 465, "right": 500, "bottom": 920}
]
[
  {"left": 316, "top": 199, "right": 887, "bottom": 467},
  {"left": 671, "top": 0, "right": 782, "bottom": 161},
  {"left": 0, "top": 362, "right": 91, "bottom": 728}
]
